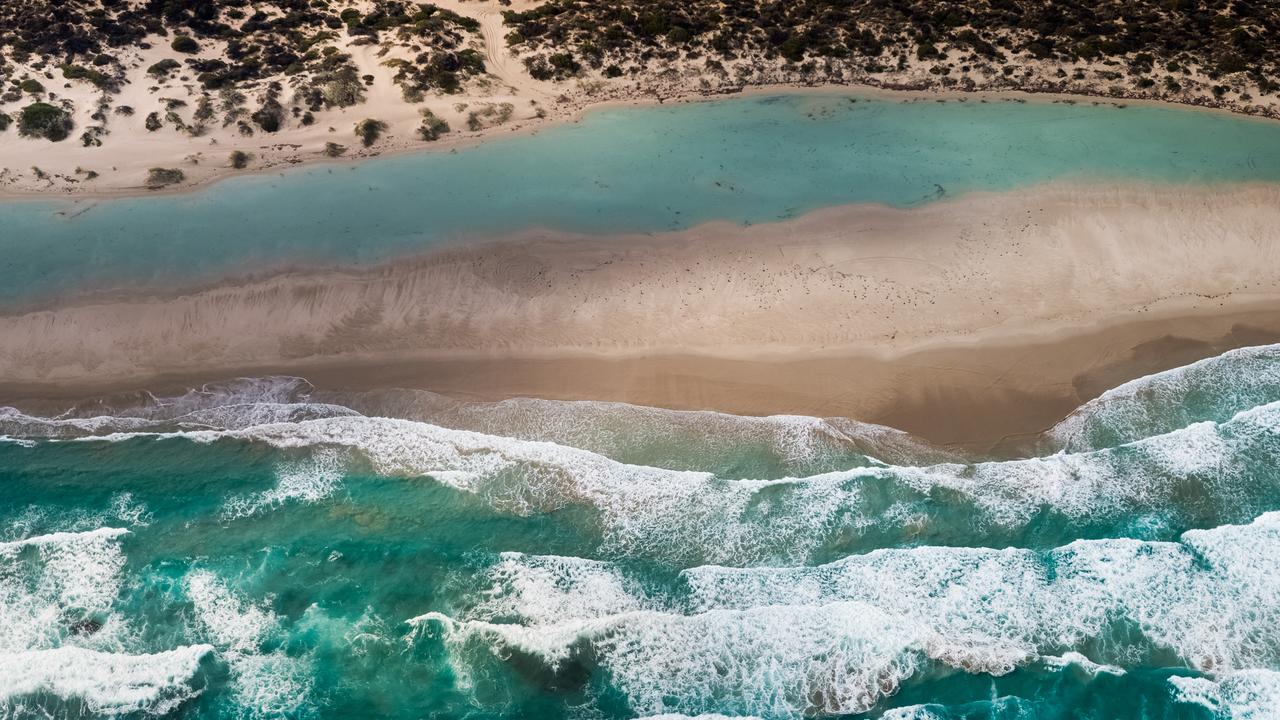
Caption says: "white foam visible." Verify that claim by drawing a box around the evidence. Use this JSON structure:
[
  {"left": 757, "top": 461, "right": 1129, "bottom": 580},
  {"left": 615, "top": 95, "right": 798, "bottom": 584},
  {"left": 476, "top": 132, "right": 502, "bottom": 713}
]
[
  {"left": 1039, "top": 651, "right": 1125, "bottom": 677},
  {"left": 685, "top": 513, "right": 1280, "bottom": 675},
  {"left": 880, "top": 707, "right": 948, "bottom": 720},
  {"left": 322, "top": 387, "right": 951, "bottom": 474},
  {"left": 185, "top": 570, "right": 312, "bottom": 716},
  {"left": 81, "top": 376, "right": 317, "bottom": 422},
  {"left": 185, "top": 571, "right": 277, "bottom": 654},
  {"left": 4, "top": 377, "right": 944, "bottom": 476},
  {"left": 0, "top": 528, "right": 130, "bottom": 653},
  {"left": 637, "top": 714, "right": 764, "bottom": 720},
  {"left": 1049, "top": 343, "right": 1280, "bottom": 452},
  {"left": 469, "top": 553, "right": 652, "bottom": 626},
  {"left": 70, "top": 400, "right": 1280, "bottom": 564},
  {"left": 427, "top": 514, "right": 1280, "bottom": 716},
  {"left": 0, "top": 376, "right": 358, "bottom": 439},
  {"left": 880, "top": 699, "right": 1034, "bottom": 719},
  {"left": 1169, "top": 669, "right": 1280, "bottom": 719},
  {"left": 0, "top": 645, "right": 213, "bottom": 716},
  {"left": 0, "top": 407, "right": 154, "bottom": 439},
  {"left": 420, "top": 602, "right": 931, "bottom": 718},
  {"left": 107, "top": 492, "right": 153, "bottom": 528},
  {"left": 2, "top": 495, "right": 152, "bottom": 544},
  {"left": 220, "top": 447, "right": 347, "bottom": 520}
]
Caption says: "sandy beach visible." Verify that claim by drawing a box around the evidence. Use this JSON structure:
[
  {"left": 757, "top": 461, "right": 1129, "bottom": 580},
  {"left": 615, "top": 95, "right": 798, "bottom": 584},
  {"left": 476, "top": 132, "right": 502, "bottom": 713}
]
[{"left": 3, "top": 181, "right": 1280, "bottom": 452}]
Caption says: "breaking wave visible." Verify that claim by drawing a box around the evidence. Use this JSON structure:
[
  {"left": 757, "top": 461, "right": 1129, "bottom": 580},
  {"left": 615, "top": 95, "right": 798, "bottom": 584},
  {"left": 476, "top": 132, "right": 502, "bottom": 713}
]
[
  {"left": 317, "top": 387, "right": 954, "bottom": 475},
  {"left": 413, "top": 513, "right": 1280, "bottom": 717},
  {"left": 0, "top": 645, "right": 214, "bottom": 717},
  {"left": 1049, "top": 343, "right": 1280, "bottom": 453},
  {"left": 53, "top": 396, "right": 1280, "bottom": 564}
]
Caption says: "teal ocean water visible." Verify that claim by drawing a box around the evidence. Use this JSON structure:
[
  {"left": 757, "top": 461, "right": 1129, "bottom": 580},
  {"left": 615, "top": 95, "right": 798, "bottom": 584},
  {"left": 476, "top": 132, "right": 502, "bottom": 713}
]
[
  {"left": 3, "top": 344, "right": 1280, "bottom": 718},
  {"left": 4, "top": 93, "right": 1280, "bottom": 306}
]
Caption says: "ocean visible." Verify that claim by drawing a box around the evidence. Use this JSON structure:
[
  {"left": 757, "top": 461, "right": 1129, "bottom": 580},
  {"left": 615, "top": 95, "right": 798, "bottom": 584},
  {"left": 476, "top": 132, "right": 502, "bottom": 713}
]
[
  {"left": 2, "top": 344, "right": 1280, "bottom": 718},
  {"left": 3, "top": 92, "right": 1280, "bottom": 719}
]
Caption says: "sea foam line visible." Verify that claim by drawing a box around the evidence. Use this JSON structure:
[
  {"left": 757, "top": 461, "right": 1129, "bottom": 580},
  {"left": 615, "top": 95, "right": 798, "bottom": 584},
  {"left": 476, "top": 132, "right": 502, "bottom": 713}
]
[{"left": 56, "top": 397, "right": 1280, "bottom": 564}]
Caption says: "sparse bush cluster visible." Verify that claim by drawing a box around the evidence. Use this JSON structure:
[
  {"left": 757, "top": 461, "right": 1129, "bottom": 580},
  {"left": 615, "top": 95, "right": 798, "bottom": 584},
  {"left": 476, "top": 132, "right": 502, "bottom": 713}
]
[
  {"left": 417, "top": 109, "right": 450, "bottom": 140},
  {"left": 145, "top": 167, "right": 185, "bottom": 188},
  {"left": 386, "top": 49, "right": 485, "bottom": 101},
  {"left": 0, "top": 0, "right": 482, "bottom": 116},
  {"left": 354, "top": 118, "right": 388, "bottom": 147},
  {"left": 17, "top": 102, "right": 73, "bottom": 142},
  {"left": 61, "top": 63, "right": 114, "bottom": 90},
  {"left": 465, "top": 103, "right": 514, "bottom": 131}
]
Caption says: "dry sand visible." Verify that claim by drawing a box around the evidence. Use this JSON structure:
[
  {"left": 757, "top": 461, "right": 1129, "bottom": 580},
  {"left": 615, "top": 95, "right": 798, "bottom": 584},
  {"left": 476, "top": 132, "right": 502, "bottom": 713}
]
[{"left": 3, "top": 181, "right": 1279, "bottom": 452}]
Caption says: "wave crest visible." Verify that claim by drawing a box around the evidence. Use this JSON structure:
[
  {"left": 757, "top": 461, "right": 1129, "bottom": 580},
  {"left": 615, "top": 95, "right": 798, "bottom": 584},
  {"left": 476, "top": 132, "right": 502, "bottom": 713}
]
[
  {"left": 1049, "top": 344, "right": 1280, "bottom": 452},
  {"left": 415, "top": 513, "right": 1280, "bottom": 717}
]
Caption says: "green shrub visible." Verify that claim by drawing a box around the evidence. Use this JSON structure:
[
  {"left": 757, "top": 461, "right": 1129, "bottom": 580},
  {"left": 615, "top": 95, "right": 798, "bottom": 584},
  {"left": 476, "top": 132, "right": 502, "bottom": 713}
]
[
  {"left": 146, "top": 167, "right": 185, "bottom": 188},
  {"left": 19, "top": 79, "right": 44, "bottom": 94},
  {"left": 148, "top": 59, "right": 182, "bottom": 77},
  {"left": 17, "top": 102, "right": 73, "bottom": 141},
  {"left": 417, "top": 110, "right": 450, "bottom": 140},
  {"left": 319, "top": 66, "right": 365, "bottom": 107},
  {"left": 171, "top": 36, "right": 200, "bottom": 54},
  {"left": 354, "top": 118, "right": 387, "bottom": 147},
  {"left": 779, "top": 33, "right": 807, "bottom": 62},
  {"left": 323, "top": 141, "right": 347, "bottom": 157},
  {"left": 251, "top": 97, "right": 284, "bottom": 132},
  {"left": 0, "top": 112, "right": 9, "bottom": 132},
  {"left": 61, "top": 64, "right": 111, "bottom": 88},
  {"left": 229, "top": 150, "right": 252, "bottom": 169},
  {"left": 465, "top": 103, "right": 514, "bottom": 131},
  {"left": 547, "top": 52, "right": 580, "bottom": 75},
  {"left": 1218, "top": 54, "right": 1248, "bottom": 74}
]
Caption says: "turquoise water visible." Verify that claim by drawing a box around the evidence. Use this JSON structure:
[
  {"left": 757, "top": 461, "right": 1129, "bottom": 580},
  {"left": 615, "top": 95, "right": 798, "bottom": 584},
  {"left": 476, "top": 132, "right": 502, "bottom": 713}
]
[
  {"left": 5, "top": 93, "right": 1280, "bottom": 305},
  {"left": 2, "top": 345, "right": 1280, "bottom": 718}
]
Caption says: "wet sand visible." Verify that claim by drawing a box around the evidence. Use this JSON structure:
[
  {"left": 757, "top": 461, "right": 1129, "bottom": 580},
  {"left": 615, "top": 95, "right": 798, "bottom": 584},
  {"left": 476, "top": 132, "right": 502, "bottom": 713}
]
[{"left": 4, "top": 306, "right": 1278, "bottom": 455}]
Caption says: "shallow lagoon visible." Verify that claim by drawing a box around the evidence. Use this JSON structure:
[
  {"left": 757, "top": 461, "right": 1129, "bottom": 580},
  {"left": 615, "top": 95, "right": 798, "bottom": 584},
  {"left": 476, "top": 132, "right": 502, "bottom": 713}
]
[{"left": 4, "top": 92, "right": 1280, "bottom": 305}]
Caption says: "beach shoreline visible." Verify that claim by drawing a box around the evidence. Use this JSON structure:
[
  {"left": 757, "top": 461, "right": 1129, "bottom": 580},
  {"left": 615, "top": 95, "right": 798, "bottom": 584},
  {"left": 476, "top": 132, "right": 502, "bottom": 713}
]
[
  {"left": 3, "top": 82, "right": 1278, "bottom": 204},
  {"left": 4, "top": 299, "right": 1278, "bottom": 456},
  {"left": 4, "top": 181, "right": 1280, "bottom": 453}
]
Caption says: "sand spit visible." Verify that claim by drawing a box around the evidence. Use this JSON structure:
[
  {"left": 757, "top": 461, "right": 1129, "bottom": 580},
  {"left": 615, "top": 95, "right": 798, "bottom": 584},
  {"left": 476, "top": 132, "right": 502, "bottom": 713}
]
[{"left": 3, "top": 182, "right": 1280, "bottom": 450}]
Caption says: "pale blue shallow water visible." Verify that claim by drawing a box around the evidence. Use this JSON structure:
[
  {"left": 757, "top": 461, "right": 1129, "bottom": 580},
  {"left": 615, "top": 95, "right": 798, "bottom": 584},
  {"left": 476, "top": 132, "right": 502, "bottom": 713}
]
[{"left": 3, "top": 93, "right": 1280, "bottom": 305}]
